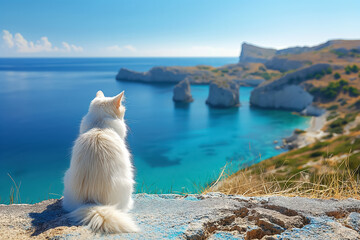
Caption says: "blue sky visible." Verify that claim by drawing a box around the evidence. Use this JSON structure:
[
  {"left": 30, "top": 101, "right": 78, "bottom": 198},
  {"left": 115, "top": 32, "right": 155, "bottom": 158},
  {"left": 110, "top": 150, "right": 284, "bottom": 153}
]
[{"left": 1, "top": 0, "right": 360, "bottom": 57}]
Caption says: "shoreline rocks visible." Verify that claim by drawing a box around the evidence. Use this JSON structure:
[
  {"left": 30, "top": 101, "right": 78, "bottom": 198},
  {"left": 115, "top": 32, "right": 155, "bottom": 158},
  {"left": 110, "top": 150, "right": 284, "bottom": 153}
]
[
  {"left": 206, "top": 81, "right": 240, "bottom": 108},
  {"left": 173, "top": 79, "right": 193, "bottom": 103},
  {"left": 282, "top": 112, "right": 328, "bottom": 149}
]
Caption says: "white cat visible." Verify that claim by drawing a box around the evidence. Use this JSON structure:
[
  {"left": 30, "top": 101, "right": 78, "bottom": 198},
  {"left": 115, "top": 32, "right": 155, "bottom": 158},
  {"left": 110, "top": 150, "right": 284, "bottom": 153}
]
[{"left": 62, "top": 90, "right": 139, "bottom": 233}]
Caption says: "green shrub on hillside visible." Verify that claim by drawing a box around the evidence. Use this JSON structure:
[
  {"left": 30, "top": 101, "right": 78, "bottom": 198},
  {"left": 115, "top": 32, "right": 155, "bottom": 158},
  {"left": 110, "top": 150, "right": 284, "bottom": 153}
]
[
  {"left": 310, "top": 79, "right": 349, "bottom": 101},
  {"left": 327, "top": 105, "right": 338, "bottom": 110},
  {"left": 305, "top": 67, "right": 332, "bottom": 80},
  {"left": 349, "top": 86, "right": 360, "bottom": 97},
  {"left": 250, "top": 71, "right": 279, "bottom": 81},
  {"left": 354, "top": 100, "right": 360, "bottom": 109},
  {"left": 345, "top": 65, "right": 359, "bottom": 74},
  {"left": 333, "top": 72, "right": 341, "bottom": 79},
  {"left": 328, "top": 118, "right": 348, "bottom": 134},
  {"left": 332, "top": 49, "right": 360, "bottom": 58}
]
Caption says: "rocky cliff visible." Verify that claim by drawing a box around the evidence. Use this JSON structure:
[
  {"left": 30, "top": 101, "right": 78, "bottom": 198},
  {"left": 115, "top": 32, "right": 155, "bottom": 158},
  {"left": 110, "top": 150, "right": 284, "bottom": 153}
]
[
  {"left": 250, "top": 63, "right": 331, "bottom": 111},
  {"left": 1, "top": 193, "right": 360, "bottom": 239},
  {"left": 239, "top": 40, "right": 360, "bottom": 70},
  {"left": 239, "top": 43, "right": 276, "bottom": 63}
]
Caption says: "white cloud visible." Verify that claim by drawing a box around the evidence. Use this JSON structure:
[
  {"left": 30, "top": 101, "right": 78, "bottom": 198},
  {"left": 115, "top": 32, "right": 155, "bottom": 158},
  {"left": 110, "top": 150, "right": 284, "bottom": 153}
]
[
  {"left": 123, "top": 45, "right": 136, "bottom": 52},
  {"left": 71, "top": 44, "right": 83, "bottom": 52},
  {"left": 2, "top": 30, "right": 83, "bottom": 54},
  {"left": 106, "top": 44, "right": 137, "bottom": 53},
  {"left": 62, "top": 42, "right": 83, "bottom": 52},
  {"left": 2, "top": 30, "right": 14, "bottom": 48},
  {"left": 62, "top": 42, "right": 71, "bottom": 52}
]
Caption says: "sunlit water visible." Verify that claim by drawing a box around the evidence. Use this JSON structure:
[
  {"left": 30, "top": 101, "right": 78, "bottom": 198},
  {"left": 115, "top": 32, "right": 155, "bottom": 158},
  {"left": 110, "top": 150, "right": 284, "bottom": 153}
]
[{"left": 0, "top": 58, "right": 310, "bottom": 203}]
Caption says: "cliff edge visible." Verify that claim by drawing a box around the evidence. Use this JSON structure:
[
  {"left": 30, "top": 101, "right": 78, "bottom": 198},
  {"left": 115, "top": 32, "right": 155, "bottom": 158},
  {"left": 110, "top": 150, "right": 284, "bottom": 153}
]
[{"left": 1, "top": 193, "right": 360, "bottom": 239}]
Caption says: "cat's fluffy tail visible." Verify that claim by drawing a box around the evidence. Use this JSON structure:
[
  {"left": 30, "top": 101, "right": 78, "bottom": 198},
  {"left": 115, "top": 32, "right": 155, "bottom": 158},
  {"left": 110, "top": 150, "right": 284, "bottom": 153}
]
[{"left": 69, "top": 205, "right": 139, "bottom": 233}]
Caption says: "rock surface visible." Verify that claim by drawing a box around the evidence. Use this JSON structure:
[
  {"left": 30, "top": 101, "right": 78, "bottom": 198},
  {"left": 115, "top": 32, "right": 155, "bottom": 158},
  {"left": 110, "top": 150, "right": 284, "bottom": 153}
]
[
  {"left": 206, "top": 81, "right": 240, "bottom": 108},
  {"left": 264, "top": 57, "right": 305, "bottom": 72},
  {"left": 250, "top": 63, "right": 331, "bottom": 111},
  {"left": 301, "top": 104, "right": 326, "bottom": 117},
  {"left": 236, "top": 78, "right": 266, "bottom": 87},
  {"left": 239, "top": 40, "right": 345, "bottom": 65},
  {"left": 1, "top": 193, "right": 360, "bottom": 239},
  {"left": 173, "top": 79, "right": 193, "bottom": 102}
]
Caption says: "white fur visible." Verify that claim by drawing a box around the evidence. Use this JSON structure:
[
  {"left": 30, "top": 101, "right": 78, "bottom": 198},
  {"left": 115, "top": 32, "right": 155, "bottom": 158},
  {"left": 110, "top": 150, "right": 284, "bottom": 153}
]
[{"left": 63, "top": 91, "right": 139, "bottom": 233}]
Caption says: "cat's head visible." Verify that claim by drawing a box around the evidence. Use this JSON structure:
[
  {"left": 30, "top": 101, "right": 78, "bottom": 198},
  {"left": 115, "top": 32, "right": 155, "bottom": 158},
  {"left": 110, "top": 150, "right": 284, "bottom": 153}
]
[{"left": 89, "top": 90, "right": 126, "bottom": 120}]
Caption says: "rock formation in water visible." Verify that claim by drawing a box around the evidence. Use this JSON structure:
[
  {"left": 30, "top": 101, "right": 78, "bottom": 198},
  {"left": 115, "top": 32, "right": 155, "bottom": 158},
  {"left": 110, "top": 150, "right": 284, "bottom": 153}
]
[
  {"left": 206, "top": 81, "right": 240, "bottom": 108},
  {"left": 173, "top": 79, "right": 193, "bottom": 102},
  {"left": 250, "top": 63, "right": 331, "bottom": 112}
]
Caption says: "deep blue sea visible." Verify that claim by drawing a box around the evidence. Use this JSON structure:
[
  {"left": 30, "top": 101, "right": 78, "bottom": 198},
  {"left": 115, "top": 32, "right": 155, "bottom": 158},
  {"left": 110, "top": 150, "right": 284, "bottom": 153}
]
[{"left": 0, "top": 58, "right": 310, "bottom": 203}]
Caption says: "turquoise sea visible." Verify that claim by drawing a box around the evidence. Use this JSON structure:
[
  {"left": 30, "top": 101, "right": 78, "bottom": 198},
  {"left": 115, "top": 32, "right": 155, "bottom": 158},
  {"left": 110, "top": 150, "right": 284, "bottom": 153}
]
[{"left": 0, "top": 58, "right": 310, "bottom": 203}]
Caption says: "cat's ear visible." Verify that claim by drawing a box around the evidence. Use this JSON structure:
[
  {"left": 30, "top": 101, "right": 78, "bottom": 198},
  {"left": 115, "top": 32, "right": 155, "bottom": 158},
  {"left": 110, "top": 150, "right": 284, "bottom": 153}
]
[
  {"left": 113, "top": 91, "right": 124, "bottom": 108},
  {"left": 96, "top": 90, "right": 104, "bottom": 98}
]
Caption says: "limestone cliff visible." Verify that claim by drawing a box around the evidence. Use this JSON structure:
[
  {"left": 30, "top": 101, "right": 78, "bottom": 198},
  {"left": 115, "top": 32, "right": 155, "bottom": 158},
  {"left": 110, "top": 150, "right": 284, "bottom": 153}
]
[
  {"left": 239, "top": 43, "right": 276, "bottom": 63},
  {"left": 250, "top": 63, "right": 331, "bottom": 111}
]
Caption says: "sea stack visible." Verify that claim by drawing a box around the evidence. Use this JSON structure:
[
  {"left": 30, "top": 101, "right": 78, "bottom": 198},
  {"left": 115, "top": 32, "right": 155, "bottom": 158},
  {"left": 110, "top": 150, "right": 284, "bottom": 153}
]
[
  {"left": 206, "top": 81, "right": 240, "bottom": 108},
  {"left": 173, "top": 79, "right": 193, "bottom": 102}
]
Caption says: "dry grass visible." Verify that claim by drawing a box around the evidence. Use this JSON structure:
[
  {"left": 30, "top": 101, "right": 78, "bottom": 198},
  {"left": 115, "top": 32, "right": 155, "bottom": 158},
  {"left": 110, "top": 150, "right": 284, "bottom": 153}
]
[
  {"left": 206, "top": 155, "right": 360, "bottom": 200},
  {"left": 7, "top": 173, "right": 21, "bottom": 204}
]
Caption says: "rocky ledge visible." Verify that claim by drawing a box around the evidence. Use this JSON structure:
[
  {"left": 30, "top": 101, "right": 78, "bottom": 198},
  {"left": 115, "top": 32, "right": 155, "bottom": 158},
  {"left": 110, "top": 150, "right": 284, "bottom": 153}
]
[{"left": 1, "top": 193, "right": 360, "bottom": 239}]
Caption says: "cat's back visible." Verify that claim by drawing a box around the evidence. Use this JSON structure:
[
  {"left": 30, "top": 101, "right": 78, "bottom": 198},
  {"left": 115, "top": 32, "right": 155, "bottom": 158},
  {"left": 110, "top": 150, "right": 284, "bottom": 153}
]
[{"left": 72, "top": 128, "right": 131, "bottom": 170}]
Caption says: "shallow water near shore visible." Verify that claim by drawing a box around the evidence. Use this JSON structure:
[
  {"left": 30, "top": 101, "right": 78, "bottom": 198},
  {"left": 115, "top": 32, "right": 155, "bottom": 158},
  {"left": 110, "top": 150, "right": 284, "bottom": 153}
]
[{"left": 0, "top": 58, "right": 310, "bottom": 203}]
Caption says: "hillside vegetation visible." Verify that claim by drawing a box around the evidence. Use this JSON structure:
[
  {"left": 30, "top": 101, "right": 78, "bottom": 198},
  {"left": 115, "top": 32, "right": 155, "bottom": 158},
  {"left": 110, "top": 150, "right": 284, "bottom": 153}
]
[
  {"left": 210, "top": 128, "right": 360, "bottom": 199},
  {"left": 207, "top": 39, "right": 360, "bottom": 199}
]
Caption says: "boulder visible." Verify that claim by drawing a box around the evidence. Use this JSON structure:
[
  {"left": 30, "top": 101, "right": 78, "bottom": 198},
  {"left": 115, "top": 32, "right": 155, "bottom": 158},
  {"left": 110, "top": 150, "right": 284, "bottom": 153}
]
[
  {"left": 173, "top": 79, "right": 193, "bottom": 102},
  {"left": 301, "top": 104, "right": 326, "bottom": 117},
  {"left": 206, "top": 81, "right": 240, "bottom": 108}
]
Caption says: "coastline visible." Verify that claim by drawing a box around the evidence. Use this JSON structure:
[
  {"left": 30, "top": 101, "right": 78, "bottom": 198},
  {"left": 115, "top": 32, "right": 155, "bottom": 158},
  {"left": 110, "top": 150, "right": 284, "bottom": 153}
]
[{"left": 281, "top": 111, "right": 329, "bottom": 150}]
